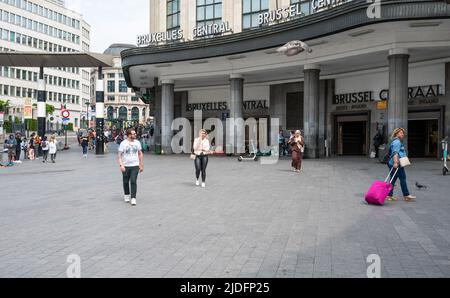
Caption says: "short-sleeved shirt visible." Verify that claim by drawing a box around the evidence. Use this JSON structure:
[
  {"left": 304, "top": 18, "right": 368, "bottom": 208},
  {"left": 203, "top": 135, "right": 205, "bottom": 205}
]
[
  {"left": 389, "top": 138, "right": 407, "bottom": 166},
  {"left": 118, "top": 139, "right": 142, "bottom": 167}
]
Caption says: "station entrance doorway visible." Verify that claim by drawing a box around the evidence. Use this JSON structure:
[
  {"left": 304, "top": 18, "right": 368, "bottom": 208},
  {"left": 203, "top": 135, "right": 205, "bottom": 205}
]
[{"left": 335, "top": 113, "right": 370, "bottom": 156}]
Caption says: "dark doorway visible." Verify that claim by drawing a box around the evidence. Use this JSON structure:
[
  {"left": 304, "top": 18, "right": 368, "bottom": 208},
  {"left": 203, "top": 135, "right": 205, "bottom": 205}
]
[
  {"left": 339, "top": 121, "right": 367, "bottom": 155},
  {"left": 408, "top": 119, "right": 439, "bottom": 158},
  {"left": 286, "top": 92, "right": 304, "bottom": 131}
]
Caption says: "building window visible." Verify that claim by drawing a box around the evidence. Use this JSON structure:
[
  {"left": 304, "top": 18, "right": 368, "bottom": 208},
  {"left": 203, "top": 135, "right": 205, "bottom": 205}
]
[
  {"left": 166, "top": 0, "right": 180, "bottom": 31},
  {"left": 118, "top": 107, "right": 128, "bottom": 121},
  {"left": 196, "top": 0, "right": 222, "bottom": 28},
  {"left": 242, "top": 0, "right": 269, "bottom": 29},
  {"left": 107, "top": 96, "right": 115, "bottom": 102},
  {"left": 131, "top": 107, "right": 140, "bottom": 122},
  {"left": 290, "top": 0, "right": 311, "bottom": 16},
  {"left": 107, "top": 81, "right": 115, "bottom": 93},
  {"left": 119, "top": 81, "right": 128, "bottom": 93}
]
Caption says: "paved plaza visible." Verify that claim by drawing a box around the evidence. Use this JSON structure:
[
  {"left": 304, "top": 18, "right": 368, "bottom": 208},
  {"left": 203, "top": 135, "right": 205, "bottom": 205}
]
[{"left": 1, "top": 145, "right": 450, "bottom": 278}]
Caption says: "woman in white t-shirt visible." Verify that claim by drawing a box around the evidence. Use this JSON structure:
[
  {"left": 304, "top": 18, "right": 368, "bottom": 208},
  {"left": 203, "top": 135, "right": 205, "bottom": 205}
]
[
  {"left": 193, "top": 129, "right": 212, "bottom": 188},
  {"left": 49, "top": 135, "right": 57, "bottom": 163},
  {"left": 41, "top": 136, "right": 49, "bottom": 163},
  {"left": 118, "top": 129, "right": 144, "bottom": 206}
]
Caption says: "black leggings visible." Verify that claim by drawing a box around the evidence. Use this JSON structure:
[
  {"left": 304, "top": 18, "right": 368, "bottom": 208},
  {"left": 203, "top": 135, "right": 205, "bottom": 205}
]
[
  {"left": 123, "top": 166, "right": 140, "bottom": 198},
  {"left": 195, "top": 155, "right": 209, "bottom": 182}
]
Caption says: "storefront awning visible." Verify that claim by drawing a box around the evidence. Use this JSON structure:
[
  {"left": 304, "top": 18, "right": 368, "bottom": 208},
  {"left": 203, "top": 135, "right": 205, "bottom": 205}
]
[{"left": 0, "top": 52, "right": 114, "bottom": 68}]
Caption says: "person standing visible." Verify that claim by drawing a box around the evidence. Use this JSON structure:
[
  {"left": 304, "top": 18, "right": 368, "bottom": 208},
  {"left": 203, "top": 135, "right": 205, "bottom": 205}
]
[
  {"left": 22, "top": 136, "right": 28, "bottom": 160},
  {"left": 373, "top": 130, "right": 383, "bottom": 158},
  {"left": 289, "top": 130, "right": 305, "bottom": 173},
  {"left": 279, "top": 130, "right": 286, "bottom": 157},
  {"left": 49, "top": 135, "right": 57, "bottom": 163},
  {"left": 6, "top": 134, "right": 17, "bottom": 164},
  {"left": 41, "top": 136, "right": 49, "bottom": 163},
  {"left": 28, "top": 133, "right": 35, "bottom": 161},
  {"left": 15, "top": 133, "right": 22, "bottom": 161},
  {"left": 193, "top": 129, "right": 211, "bottom": 188},
  {"left": 118, "top": 129, "right": 144, "bottom": 206},
  {"left": 81, "top": 133, "right": 89, "bottom": 158},
  {"left": 387, "top": 128, "right": 416, "bottom": 202}
]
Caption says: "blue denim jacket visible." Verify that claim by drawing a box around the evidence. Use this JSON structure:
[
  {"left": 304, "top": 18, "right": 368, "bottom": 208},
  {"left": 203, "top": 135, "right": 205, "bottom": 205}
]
[{"left": 388, "top": 138, "right": 407, "bottom": 166}]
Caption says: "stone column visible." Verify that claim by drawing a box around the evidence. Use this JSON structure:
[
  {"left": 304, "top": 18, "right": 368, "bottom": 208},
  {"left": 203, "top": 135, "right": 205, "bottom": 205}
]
[
  {"left": 37, "top": 67, "right": 46, "bottom": 138},
  {"left": 303, "top": 64, "right": 321, "bottom": 159},
  {"left": 161, "top": 79, "right": 174, "bottom": 154},
  {"left": 388, "top": 49, "right": 409, "bottom": 146},
  {"left": 229, "top": 74, "right": 244, "bottom": 154},
  {"left": 96, "top": 67, "right": 105, "bottom": 155}
]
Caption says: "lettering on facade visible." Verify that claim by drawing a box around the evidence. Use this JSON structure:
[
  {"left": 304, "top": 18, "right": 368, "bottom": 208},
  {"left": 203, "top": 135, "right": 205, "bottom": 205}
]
[
  {"left": 379, "top": 84, "right": 442, "bottom": 101},
  {"left": 186, "top": 100, "right": 268, "bottom": 112},
  {"left": 312, "top": 0, "right": 347, "bottom": 12},
  {"left": 137, "top": 29, "right": 184, "bottom": 46},
  {"left": 258, "top": 4, "right": 304, "bottom": 26},
  {"left": 193, "top": 21, "right": 232, "bottom": 38},
  {"left": 333, "top": 91, "right": 375, "bottom": 105}
]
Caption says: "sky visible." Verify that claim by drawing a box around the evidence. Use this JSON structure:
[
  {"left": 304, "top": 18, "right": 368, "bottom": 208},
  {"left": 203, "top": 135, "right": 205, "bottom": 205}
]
[{"left": 65, "top": 0, "right": 149, "bottom": 53}]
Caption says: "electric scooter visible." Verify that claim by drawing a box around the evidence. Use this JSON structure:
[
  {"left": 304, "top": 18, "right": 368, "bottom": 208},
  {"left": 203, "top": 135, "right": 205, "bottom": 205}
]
[
  {"left": 443, "top": 138, "right": 449, "bottom": 176},
  {"left": 238, "top": 140, "right": 258, "bottom": 162}
]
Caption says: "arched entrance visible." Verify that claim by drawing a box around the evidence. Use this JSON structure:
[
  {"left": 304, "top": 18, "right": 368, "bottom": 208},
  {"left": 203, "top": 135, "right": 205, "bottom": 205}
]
[{"left": 131, "top": 107, "right": 140, "bottom": 122}]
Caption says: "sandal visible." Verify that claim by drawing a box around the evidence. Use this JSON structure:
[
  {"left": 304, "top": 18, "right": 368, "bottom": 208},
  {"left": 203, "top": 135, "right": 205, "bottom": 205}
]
[{"left": 404, "top": 195, "right": 416, "bottom": 202}]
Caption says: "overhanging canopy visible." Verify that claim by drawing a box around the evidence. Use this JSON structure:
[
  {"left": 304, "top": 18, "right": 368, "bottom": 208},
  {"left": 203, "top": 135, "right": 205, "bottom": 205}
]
[{"left": 0, "top": 52, "right": 114, "bottom": 68}]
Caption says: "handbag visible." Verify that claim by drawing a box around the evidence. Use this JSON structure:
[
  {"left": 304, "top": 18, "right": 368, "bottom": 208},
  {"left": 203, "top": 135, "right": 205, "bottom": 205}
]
[
  {"left": 399, "top": 157, "right": 411, "bottom": 167},
  {"left": 190, "top": 154, "right": 196, "bottom": 160}
]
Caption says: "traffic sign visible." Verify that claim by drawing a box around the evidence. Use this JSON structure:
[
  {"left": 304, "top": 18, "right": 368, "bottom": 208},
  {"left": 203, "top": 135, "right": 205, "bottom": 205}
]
[
  {"left": 62, "top": 110, "right": 71, "bottom": 118},
  {"left": 62, "top": 118, "right": 70, "bottom": 125}
]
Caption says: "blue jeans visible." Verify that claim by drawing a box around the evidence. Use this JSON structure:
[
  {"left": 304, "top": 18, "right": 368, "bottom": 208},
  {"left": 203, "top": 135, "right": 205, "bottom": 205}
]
[
  {"left": 388, "top": 165, "right": 410, "bottom": 197},
  {"left": 82, "top": 145, "right": 88, "bottom": 155}
]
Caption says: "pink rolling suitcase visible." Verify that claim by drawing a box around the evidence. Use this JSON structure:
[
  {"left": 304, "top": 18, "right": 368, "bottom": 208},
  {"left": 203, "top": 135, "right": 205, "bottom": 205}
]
[{"left": 365, "top": 168, "right": 399, "bottom": 205}]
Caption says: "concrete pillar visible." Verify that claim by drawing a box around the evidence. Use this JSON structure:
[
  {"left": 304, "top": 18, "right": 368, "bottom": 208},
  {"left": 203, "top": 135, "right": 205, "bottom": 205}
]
[
  {"left": 445, "top": 63, "right": 450, "bottom": 138},
  {"left": 95, "top": 67, "right": 105, "bottom": 155},
  {"left": 388, "top": 49, "right": 409, "bottom": 145},
  {"left": 229, "top": 74, "right": 244, "bottom": 154},
  {"left": 37, "top": 67, "right": 46, "bottom": 138},
  {"left": 161, "top": 79, "right": 174, "bottom": 154},
  {"left": 303, "top": 64, "right": 321, "bottom": 158}
]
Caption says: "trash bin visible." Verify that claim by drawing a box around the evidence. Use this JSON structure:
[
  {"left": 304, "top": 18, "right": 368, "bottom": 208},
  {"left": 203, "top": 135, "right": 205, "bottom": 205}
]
[
  {"left": 378, "top": 144, "right": 387, "bottom": 163},
  {"left": 154, "top": 143, "right": 161, "bottom": 155}
]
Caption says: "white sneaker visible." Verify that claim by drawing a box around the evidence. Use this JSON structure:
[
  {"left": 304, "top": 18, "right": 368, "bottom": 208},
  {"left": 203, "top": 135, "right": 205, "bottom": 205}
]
[
  {"left": 201, "top": 182, "right": 206, "bottom": 188},
  {"left": 196, "top": 180, "right": 200, "bottom": 186},
  {"left": 131, "top": 198, "right": 137, "bottom": 206},
  {"left": 124, "top": 195, "right": 131, "bottom": 203}
]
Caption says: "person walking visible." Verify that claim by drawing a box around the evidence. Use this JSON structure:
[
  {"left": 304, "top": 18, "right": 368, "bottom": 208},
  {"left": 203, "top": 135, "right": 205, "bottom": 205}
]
[
  {"left": 15, "top": 133, "right": 22, "bottom": 161},
  {"left": 41, "top": 136, "right": 49, "bottom": 163},
  {"left": 118, "top": 129, "right": 144, "bottom": 206},
  {"left": 81, "top": 133, "right": 89, "bottom": 158},
  {"left": 387, "top": 128, "right": 416, "bottom": 202},
  {"left": 193, "top": 129, "right": 211, "bottom": 188},
  {"left": 6, "top": 134, "right": 17, "bottom": 164},
  {"left": 289, "top": 130, "right": 305, "bottom": 173},
  {"left": 49, "top": 135, "right": 57, "bottom": 163},
  {"left": 279, "top": 130, "right": 286, "bottom": 157}
]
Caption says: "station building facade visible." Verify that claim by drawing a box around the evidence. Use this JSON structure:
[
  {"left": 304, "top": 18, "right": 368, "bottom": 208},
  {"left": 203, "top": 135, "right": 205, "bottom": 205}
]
[{"left": 122, "top": 0, "right": 450, "bottom": 158}]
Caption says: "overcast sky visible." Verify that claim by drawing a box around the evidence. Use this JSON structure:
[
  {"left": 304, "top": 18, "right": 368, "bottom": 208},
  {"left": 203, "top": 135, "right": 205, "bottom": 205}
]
[{"left": 65, "top": 0, "right": 149, "bottom": 53}]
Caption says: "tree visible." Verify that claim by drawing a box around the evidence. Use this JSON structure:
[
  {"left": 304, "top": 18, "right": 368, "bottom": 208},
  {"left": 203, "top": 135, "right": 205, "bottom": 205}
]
[
  {"left": 0, "top": 100, "right": 10, "bottom": 113},
  {"left": 32, "top": 103, "right": 55, "bottom": 115}
]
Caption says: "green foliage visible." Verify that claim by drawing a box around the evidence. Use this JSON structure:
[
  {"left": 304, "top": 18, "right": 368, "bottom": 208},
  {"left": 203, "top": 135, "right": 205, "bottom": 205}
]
[
  {"left": 3, "top": 121, "right": 12, "bottom": 133},
  {"left": 0, "top": 99, "right": 9, "bottom": 112}
]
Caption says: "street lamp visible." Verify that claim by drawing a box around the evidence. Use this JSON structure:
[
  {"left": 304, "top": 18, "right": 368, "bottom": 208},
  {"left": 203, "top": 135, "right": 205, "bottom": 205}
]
[{"left": 277, "top": 40, "right": 312, "bottom": 56}]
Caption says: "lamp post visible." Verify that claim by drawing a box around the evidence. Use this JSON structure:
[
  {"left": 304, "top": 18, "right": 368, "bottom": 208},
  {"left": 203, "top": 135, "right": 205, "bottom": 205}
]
[{"left": 85, "top": 100, "right": 90, "bottom": 129}]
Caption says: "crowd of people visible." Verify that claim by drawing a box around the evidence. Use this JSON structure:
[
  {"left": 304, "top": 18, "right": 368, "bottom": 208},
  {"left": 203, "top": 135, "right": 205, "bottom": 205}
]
[{"left": 1, "top": 132, "right": 59, "bottom": 167}]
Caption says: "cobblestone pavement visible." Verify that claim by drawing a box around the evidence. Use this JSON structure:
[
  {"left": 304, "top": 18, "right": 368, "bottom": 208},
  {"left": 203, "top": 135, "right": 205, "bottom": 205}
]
[{"left": 1, "top": 146, "right": 449, "bottom": 278}]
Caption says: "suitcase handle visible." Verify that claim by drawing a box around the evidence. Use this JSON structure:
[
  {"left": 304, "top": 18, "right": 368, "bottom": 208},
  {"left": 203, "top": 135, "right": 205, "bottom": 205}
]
[{"left": 385, "top": 167, "right": 400, "bottom": 184}]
